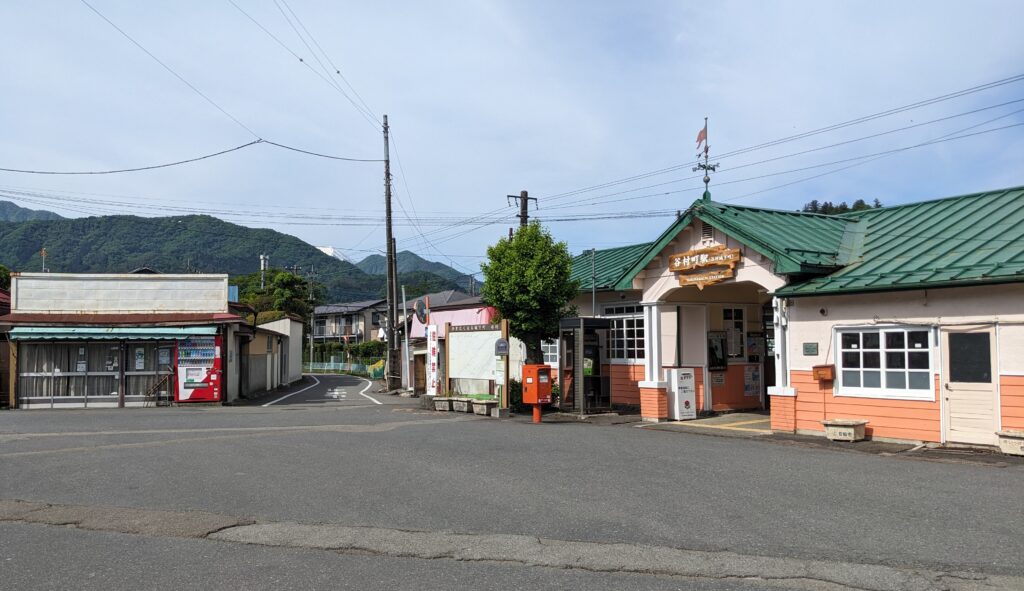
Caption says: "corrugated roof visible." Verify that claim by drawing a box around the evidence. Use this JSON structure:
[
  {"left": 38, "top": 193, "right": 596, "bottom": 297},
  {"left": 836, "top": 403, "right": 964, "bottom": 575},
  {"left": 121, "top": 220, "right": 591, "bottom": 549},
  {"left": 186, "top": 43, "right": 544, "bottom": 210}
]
[
  {"left": 778, "top": 185, "right": 1024, "bottom": 296},
  {"left": 0, "top": 312, "right": 243, "bottom": 326},
  {"left": 571, "top": 242, "right": 652, "bottom": 291}
]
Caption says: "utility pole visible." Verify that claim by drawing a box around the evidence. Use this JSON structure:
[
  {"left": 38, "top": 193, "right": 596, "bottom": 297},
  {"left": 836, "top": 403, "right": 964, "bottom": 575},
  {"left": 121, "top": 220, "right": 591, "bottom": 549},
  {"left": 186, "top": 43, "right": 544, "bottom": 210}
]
[
  {"left": 307, "top": 264, "right": 316, "bottom": 366},
  {"left": 591, "top": 248, "right": 597, "bottom": 317},
  {"left": 259, "top": 254, "right": 268, "bottom": 290},
  {"left": 507, "top": 190, "right": 537, "bottom": 229},
  {"left": 383, "top": 114, "right": 399, "bottom": 390},
  {"left": 401, "top": 285, "right": 409, "bottom": 391}
]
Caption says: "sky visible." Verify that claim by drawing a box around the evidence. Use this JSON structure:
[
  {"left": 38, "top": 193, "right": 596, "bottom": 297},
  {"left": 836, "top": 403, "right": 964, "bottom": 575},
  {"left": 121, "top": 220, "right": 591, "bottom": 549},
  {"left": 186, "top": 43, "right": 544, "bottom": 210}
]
[{"left": 1, "top": 1, "right": 1023, "bottom": 279}]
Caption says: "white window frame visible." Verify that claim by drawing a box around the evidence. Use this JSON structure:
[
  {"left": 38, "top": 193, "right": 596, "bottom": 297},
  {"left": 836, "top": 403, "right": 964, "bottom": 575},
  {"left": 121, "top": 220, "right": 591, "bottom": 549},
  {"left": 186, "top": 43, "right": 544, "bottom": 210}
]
[
  {"left": 834, "top": 326, "right": 935, "bottom": 401},
  {"left": 722, "top": 306, "right": 746, "bottom": 362},
  {"left": 603, "top": 303, "right": 645, "bottom": 363},
  {"left": 540, "top": 339, "right": 559, "bottom": 367}
]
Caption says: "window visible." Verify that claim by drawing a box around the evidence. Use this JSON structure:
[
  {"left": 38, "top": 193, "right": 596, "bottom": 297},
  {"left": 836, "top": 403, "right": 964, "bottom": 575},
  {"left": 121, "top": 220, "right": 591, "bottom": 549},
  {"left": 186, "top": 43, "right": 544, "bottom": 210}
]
[
  {"left": 541, "top": 340, "right": 559, "bottom": 366},
  {"left": 701, "top": 222, "right": 714, "bottom": 242},
  {"left": 836, "top": 327, "right": 933, "bottom": 400},
  {"left": 372, "top": 311, "right": 383, "bottom": 326},
  {"left": 603, "top": 304, "right": 645, "bottom": 361},
  {"left": 723, "top": 307, "right": 745, "bottom": 360},
  {"left": 314, "top": 318, "right": 326, "bottom": 337}
]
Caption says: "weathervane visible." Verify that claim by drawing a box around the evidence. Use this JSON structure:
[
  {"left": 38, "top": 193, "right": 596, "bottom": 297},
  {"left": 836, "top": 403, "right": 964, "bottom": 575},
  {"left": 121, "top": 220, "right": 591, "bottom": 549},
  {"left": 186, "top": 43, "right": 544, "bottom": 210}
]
[{"left": 692, "top": 117, "right": 718, "bottom": 200}]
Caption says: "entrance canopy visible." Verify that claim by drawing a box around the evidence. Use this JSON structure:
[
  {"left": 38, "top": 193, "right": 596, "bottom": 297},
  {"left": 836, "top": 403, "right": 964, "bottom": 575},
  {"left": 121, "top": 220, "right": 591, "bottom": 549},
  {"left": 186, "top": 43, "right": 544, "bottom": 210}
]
[{"left": 9, "top": 326, "right": 217, "bottom": 340}]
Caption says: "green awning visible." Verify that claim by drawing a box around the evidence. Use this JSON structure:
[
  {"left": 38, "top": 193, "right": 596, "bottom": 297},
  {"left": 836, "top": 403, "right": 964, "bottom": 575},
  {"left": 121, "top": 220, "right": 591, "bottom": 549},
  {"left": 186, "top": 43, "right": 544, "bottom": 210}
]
[{"left": 8, "top": 326, "right": 218, "bottom": 341}]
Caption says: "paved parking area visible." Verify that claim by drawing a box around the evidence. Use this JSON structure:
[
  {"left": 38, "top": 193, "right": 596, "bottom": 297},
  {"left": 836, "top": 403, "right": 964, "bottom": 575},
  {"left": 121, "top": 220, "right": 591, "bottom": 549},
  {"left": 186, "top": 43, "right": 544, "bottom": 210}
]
[{"left": 642, "top": 411, "right": 772, "bottom": 438}]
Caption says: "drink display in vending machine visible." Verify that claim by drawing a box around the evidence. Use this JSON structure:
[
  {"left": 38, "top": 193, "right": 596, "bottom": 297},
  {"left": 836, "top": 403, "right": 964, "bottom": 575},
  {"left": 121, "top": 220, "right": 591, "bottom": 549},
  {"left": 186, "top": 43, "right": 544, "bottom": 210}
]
[{"left": 175, "top": 335, "right": 222, "bottom": 402}]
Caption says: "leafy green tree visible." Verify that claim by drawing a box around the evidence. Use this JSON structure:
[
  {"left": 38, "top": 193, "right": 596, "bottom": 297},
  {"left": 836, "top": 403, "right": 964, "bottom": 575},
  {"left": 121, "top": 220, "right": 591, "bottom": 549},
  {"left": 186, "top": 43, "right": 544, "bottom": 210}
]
[
  {"left": 0, "top": 263, "right": 9, "bottom": 290},
  {"left": 481, "top": 222, "right": 578, "bottom": 363},
  {"left": 231, "top": 269, "right": 325, "bottom": 324}
]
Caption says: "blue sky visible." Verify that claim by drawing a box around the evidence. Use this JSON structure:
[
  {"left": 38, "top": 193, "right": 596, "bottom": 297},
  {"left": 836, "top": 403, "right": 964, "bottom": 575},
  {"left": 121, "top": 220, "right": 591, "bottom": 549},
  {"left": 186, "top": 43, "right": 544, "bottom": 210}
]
[{"left": 1, "top": 1, "right": 1022, "bottom": 278}]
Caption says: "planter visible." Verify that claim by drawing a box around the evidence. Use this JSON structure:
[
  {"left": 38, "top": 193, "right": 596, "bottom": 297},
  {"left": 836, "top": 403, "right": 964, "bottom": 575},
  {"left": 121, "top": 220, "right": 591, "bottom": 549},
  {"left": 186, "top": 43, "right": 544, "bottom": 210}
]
[
  {"left": 452, "top": 398, "right": 473, "bottom": 413},
  {"left": 821, "top": 419, "right": 868, "bottom": 442},
  {"left": 433, "top": 397, "right": 452, "bottom": 412},
  {"left": 997, "top": 430, "right": 1024, "bottom": 456},
  {"left": 472, "top": 401, "right": 497, "bottom": 416}
]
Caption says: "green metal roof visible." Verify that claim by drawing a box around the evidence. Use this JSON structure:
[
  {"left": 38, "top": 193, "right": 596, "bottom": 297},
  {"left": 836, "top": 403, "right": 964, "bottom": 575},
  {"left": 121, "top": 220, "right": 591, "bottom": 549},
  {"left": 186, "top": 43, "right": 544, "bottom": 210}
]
[
  {"left": 9, "top": 326, "right": 218, "bottom": 340},
  {"left": 777, "top": 185, "right": 1024, "bottom": 297},
  {"left": 571, "top": 242, "right": 652, "bottom": 291},
  {"left": 612, "top": 199, "right": 848, "bottom": 290}
]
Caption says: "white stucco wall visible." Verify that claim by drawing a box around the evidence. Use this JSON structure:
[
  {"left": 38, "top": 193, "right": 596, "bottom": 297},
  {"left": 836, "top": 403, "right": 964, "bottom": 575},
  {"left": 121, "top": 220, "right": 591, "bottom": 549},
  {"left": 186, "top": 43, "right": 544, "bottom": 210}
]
[
  {"left": 11, "top": 273, "right": 229, "bottom": 314},
  {"left": 261, "top": 318, "right": 304, "bottom": 384},
  {"left": 785, "top": 283, "right": 1024, "bottom": 375}
]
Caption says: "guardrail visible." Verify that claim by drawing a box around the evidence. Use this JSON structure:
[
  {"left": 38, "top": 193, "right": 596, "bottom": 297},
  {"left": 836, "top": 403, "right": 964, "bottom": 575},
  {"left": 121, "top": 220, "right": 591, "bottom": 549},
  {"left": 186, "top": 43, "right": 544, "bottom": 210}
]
[{"left": 304, "top": 360, "right": 384, "bottom": 379}]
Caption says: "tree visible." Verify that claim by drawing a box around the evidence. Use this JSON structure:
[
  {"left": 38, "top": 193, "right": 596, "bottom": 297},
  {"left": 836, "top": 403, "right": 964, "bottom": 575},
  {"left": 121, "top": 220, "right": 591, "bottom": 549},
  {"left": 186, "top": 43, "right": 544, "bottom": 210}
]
[
  {"left": 481, "top": 223, "right": 578, "bottom": 363},
  {"left": 230, "top": 269, "right": 325, "bottom": 324},
  {"left": 0, "top": 263, "right": 9, "bottom": 290}
]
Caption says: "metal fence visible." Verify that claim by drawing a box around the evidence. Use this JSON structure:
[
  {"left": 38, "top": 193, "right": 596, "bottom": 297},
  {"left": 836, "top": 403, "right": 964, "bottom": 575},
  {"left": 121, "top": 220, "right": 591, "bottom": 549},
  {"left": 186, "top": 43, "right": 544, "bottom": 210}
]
[{"left": 304, "top": 359, "right": 384, "bottom": 379}]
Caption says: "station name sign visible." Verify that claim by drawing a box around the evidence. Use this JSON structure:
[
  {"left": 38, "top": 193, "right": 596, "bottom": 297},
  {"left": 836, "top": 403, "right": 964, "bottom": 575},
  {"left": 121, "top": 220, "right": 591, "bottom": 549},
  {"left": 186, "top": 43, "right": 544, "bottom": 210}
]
[
  {"left": 669, "top": 245, "right": 741, "bottom": 290},
  {"left": 669, "top": 246, "right": 741, "bottom": 272}
]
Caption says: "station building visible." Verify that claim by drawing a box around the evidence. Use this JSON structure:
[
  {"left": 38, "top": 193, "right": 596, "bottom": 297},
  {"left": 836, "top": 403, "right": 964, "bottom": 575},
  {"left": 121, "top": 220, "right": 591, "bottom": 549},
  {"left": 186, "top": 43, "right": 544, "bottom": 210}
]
[{"left": 568, "top": 185, "right": 1024, "bottom": 446}]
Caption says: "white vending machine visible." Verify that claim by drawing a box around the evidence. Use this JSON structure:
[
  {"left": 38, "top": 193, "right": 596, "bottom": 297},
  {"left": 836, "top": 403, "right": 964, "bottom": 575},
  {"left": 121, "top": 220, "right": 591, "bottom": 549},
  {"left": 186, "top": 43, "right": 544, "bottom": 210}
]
[{"left": 669, "top": 368, "right": 698, "bottom": 421}]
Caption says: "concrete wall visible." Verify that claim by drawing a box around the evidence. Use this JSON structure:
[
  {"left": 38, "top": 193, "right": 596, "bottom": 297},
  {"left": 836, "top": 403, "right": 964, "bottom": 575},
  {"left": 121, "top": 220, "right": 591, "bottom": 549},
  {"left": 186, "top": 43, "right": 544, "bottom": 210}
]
[
  {"left": 261, "top": 318, "right": 303, "bottom": 384},
  {"left": 11, "top": 273, "right": 229, "bottom": 314}
]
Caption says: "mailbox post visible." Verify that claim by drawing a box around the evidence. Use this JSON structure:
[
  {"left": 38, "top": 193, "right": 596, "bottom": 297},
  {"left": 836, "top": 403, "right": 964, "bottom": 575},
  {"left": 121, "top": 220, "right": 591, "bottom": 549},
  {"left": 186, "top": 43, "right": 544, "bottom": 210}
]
[{"left": 521, "top": 364, "right": 552, "bottom": 424}]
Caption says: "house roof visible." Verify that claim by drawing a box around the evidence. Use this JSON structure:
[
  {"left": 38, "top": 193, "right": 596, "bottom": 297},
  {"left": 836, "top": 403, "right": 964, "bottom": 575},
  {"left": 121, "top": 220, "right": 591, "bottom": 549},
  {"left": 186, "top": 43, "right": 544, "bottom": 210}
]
[
  {"left": 777, "top": 184, "right": 1024, "bottom": 296},
  {"left": 611, "top": 200, "right": 848, "bottom": 290},
  {"left": 403, "top": 290, "right": 474, "bottom": 309},
  {"left": 602, "top": 184, "right": 1024, "bottom": 298},
  {"left": 571, "top": 243, "right": 652, "bottom": 291},
  {"left": 315, "top": 299, "right": 385, "bottom": 315}
]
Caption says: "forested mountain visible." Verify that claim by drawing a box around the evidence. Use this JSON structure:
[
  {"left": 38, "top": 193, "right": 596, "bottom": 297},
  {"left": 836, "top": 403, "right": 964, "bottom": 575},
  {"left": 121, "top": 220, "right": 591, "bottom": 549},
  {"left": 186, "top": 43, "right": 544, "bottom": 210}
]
[
  {"left": 358, "top": 250, "right": 472, "bottom": 290},
  {"left": 0, "top": 201, "right": 63, "bottom": 222},
  {"left": 0, "top": 214, "right": 458, "bottom": 301}
]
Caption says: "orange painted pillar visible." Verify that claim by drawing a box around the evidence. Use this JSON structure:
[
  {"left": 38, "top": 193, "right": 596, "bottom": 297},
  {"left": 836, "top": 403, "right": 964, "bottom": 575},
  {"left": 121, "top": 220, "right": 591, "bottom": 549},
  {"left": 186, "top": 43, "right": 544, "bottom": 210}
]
[{"left": 640, "top": 387, "right": 668, "bottom": 422}]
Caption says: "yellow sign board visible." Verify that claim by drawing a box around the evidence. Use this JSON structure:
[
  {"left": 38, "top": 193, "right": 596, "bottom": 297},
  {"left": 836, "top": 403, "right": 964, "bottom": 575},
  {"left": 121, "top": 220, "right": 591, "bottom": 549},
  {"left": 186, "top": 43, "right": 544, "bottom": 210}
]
[
  {"left": 678, "top": 268, "right": 735, "bottom": 290},
  {"left": 669, "top": 246, "right": 741, "bottom": 272}
]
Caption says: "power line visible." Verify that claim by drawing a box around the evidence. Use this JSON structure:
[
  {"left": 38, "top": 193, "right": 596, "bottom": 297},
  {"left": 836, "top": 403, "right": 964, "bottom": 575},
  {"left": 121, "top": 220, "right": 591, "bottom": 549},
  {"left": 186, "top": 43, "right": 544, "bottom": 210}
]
[
  {"left": 538, "top": 72, "right": 1024, "bottom": 202},
  {"left": 542, "top": 98, "right": 1024, "bottom": 210},
  {"left": 0, "top": 140, "right": 260, "bottom": 175},
  {"left": 276, "top": 0, "right": 379, "bottom": 123},
  {"left": 226, "top": 0, "right": 379, "bottom": 131},
  {"left": 80, "top": 0, "right": 260, "bottom": 139},
  {"left": 0, "top": 139, "right": 382, "bottom": 175}
]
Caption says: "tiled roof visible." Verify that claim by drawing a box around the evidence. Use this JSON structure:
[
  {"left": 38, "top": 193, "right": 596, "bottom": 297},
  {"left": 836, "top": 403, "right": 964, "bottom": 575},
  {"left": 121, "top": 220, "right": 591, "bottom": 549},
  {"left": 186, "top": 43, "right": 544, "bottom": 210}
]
[
  {"left": 778, "top": 185, "right": 1024, "bottom": 296},
  {"left": 315, "top": 299, "right": 385, "bottom": 315}
]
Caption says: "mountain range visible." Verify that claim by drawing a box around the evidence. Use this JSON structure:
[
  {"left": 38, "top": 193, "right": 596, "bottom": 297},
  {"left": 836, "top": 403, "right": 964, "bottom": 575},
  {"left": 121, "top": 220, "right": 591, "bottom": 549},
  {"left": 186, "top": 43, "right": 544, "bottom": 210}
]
[{"left": 0, "top": 201, "right": 467, "bottom": 302}]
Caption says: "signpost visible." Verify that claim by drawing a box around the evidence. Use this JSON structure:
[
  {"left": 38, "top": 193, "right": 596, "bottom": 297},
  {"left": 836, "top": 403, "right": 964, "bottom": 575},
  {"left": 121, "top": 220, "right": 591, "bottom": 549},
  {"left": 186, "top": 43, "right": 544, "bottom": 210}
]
[{"left": 426, "top": 325, "right": 439, "bottom": 396}]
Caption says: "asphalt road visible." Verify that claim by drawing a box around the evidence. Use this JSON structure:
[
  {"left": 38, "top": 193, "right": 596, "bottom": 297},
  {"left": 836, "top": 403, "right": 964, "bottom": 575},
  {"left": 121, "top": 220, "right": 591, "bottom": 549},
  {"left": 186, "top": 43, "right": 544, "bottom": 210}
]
[{"left": 1, "top": 373, "right": 1022, "bottom": 590}]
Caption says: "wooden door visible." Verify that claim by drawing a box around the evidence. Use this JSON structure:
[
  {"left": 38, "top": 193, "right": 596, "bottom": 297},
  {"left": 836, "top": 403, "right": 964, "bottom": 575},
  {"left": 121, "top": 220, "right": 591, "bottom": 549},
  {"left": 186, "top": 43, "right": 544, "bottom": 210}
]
[
  {"left": 414, "top": 354, "right": 426, "bottom": 394},
  {"left": 942, "top": 327, "right": 998, "bottom": 445}
]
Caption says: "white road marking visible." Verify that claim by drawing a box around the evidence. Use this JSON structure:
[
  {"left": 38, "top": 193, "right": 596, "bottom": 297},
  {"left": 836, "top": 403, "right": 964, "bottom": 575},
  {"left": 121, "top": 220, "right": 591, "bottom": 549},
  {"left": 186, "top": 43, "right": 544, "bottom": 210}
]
[
  {"left": 357, "top": 378, "right": 382, "bottom": 405},
  {"left": 262, "top": 376, "right": 321, "bottom": 407}
]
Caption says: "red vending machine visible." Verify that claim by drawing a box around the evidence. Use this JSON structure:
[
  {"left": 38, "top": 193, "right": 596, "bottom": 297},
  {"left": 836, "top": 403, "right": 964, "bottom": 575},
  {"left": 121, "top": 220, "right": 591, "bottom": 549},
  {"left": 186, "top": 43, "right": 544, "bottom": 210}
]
[{"left": 174, "top": 335, "right": 222, "bottom": 402}]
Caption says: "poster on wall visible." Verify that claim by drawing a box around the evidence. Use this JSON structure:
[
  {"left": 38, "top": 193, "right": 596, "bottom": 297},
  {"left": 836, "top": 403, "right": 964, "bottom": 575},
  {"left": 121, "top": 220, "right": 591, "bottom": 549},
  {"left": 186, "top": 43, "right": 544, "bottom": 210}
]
[
  {"left": 134, "top": 348, "right": 145, "bottom": 370},
  {"left": 744, "top": 365, "right": 762, "bottom": 397},
  {"left": 426, "top": 324, "right": 439, "bottom": 396},
  {"left": 746, "top": 332, "right": 764, "bottom": 362},
  {"left": 674, "top": 368, "right": 697, "bottom": 420},
  {"left": 707, "top": 331, "right": 727, "bottom": 371}
]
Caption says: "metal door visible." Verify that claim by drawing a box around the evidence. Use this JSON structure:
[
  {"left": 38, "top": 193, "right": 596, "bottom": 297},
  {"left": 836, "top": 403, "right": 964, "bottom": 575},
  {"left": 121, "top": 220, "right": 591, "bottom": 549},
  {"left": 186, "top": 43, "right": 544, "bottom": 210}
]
[{"left": 942, "top": 327, "right": 998, "bottom": 445}]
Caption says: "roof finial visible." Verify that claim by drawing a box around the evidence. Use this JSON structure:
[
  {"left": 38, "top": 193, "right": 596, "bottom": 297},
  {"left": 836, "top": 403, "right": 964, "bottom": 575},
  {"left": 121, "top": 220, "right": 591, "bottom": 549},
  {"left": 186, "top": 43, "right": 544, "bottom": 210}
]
[{"left": 693, "top": 116, "right": 718, "bottom": 201}]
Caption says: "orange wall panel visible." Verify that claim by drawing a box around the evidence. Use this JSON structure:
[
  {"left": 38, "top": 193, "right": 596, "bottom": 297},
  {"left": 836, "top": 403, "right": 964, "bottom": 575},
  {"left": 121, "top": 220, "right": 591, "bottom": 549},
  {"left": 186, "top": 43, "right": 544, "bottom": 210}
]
[
  {"left": 640, "top": 387, "right": 667, "bottom": 420},
  {"left": 790, "top": 370, "right": 942, "bottom": 442},
  {"left": 607, "top": 364, "right": 642, "bottom": 406},
  {"left": 708, "top": 365, "right": 762, "bottom": 411},
  {"left": 1001, "top": 375, "right": 1024, "bottom": 431},
  {"left": 770, "top": 396, "right": 796, "bottom": 432}
]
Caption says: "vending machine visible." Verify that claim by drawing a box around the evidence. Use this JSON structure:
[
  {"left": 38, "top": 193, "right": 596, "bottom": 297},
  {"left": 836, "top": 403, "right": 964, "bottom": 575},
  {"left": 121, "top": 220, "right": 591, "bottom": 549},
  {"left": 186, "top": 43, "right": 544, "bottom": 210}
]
[{"left": 175, "top": 335, "right": 222, "bottom": 402}]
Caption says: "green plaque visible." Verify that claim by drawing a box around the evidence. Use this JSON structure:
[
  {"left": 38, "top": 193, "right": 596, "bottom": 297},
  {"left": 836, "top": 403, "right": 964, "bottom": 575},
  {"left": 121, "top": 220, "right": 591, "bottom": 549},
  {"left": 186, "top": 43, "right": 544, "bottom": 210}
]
[{"left": 802, "top": 342, "right": 819, "bottom": 356}]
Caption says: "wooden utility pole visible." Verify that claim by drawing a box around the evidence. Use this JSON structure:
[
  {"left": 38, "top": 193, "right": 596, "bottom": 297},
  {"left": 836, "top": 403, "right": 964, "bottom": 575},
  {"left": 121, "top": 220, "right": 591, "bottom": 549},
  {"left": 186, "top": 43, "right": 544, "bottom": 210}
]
[
  {"left": 383, "top": 115, "right": 399, "bottom": 390},
  {"left": 507, "top": 190, "right": 536, "bottom": 229}
]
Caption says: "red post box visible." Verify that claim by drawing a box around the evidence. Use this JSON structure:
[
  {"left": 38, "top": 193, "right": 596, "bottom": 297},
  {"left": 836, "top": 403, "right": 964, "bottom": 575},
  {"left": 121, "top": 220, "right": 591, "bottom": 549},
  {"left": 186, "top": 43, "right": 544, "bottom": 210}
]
[{"left": 522, "top": 364, "right": 552, "bottom": 423}]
